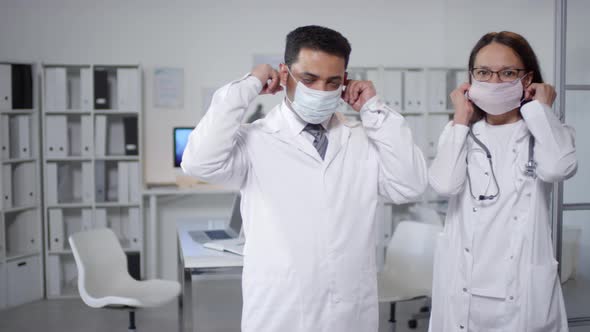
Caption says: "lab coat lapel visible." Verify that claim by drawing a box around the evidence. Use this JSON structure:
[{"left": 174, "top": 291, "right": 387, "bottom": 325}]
[
  {"left": 259, "top": 104, "right": 323, "bottom": 163},
  {"left": 323, "top": 113, "right": 351, "bottom": 169}
]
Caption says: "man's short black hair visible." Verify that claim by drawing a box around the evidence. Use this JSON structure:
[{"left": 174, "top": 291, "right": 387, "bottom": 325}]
[{"left": 284, "top": 25, "right": 351, "bottom": 68}]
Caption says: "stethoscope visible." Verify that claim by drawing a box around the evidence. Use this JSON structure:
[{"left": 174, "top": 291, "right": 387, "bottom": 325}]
[{"left": 466, "top": 128, "right": 536, "bottom": 201}]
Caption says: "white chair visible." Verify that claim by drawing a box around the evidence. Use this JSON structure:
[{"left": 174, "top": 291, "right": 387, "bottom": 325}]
[
  {"left": 69, "top": 228, "right": 181, "bottom": 331},
  {"left": 378, "top": 221, "right": 442, "bottom": 331}
]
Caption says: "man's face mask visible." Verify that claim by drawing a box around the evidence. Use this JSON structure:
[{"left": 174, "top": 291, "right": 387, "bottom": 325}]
[
  {"left": 467, "top": 74, "right": 528, "bottom": 116},
  {"left": 284, "top": 66, "right": 343, "bottom": 124}
]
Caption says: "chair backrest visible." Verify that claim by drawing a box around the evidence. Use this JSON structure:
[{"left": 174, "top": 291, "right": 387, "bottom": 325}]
[
  {"left": 69, "top": 228, "right": 132, "bottom": 306},
  {"left": 384, "top": 221, "right": 442, "bottom": 292}
]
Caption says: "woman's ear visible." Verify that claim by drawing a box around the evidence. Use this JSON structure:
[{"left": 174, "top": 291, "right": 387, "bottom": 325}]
[{"left": 523, "top": 71, "right": 534, "bottom": 87}]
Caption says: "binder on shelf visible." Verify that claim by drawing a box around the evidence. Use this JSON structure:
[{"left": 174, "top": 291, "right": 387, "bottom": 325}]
[
  {"left": 94, "top": 209, "right": 107, "bottom": 229},
  {"left": 95, "top": 161, "right": 106, "bottom": 202},
  {"left": 13, "top": 162, "right": 35, "bottom": 207},
  {"left": 80, "top": 115, "right": 93, "bottom": 156},
  {"left": 49, "top": 209, "right": 64, "bottom": 251},
  {"left": 81, "top": 209, "right": 93, "bottom": 232},
  {"left": 0, "top": 114, "right": 10, "bottom": 159},
  {"left": 46, "top": 115, "right": 68, "bottom": 157},
  {"left": 123, "top": 117, "right": 138, "bottom": 155},
  {"left": 428, "top": 70, "right": 448, "bottom": 112},
  {"left": 16, "top": 115, "right": 30, "bottom": 158},
  {"left": 383, "top": 70, "right": 403, "bottom": 109},
  {"left": 127, "top": 162, "right": 140, "bottom": 203},
  {"left": 8, "top": 116, "right": 20, "bottom": 159},
  {"left": 404, "top": 71, "right": 425, "bottom": 113},
  {"left": 71, "top": 163, "right": 83, "bottom": 202},
  {"left": 0, "top": 64, "right": 12, "bottom": 110},
  {"left": 106, "top": 163, "right": 118, "bottom": 201},
  {"left": 128, "top": 208, "right": 142, "bottom": 250},
  {"left": 94, "top": 69, "right": 110, "bottom": 109},
  {"left": 45, "top": 67, "right": 67, "bottom": 112},
  {"left": 81, "top": 68, "right": 92, "bottom": 112},
  {"left": 95, "top": 115, "right": 107, "bottom": 156},
  {"left": 117, "top": 68, "right": 139, "bottom": 112},
  {"left": 2, "top": 165, "right": 12, "bottom": 209},
  {"left": 68, "top": 117, "right": 81, "bottom": 156},
  {"left": 118, "top": 162, "right": 129, "bottom": 203},
  {"left": 24, "top": 210, "right": 39, "bottom": 253},
  {"left": 107, "top": 118, "right": 125, "bottom": 155},
  {"left": 82, "top": 162, "right": 93, "bottom": 203},
  {"left": 46, "top": 255, "right": 62, "bottom": 296},
  {"left": 46, "top": 163, "right": 58, "bottom": 205},
  {"left": 67, "top": 70, "right": 81, "bottom": 110},
  {"left": 11, "top": 64, "right": 33, "bottom": 110},
  {"left": 57, "top": 163, "right": 73, "bottom": 203}
]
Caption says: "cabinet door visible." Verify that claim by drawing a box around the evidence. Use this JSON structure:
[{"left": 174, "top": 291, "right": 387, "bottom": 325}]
[{"left": 7, "top": 255, "right": 42, "bottom": 307}]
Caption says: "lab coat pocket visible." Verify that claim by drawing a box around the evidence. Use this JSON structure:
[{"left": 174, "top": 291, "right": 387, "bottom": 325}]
[
  {"left": 241, "top": 268, "right": 301, "bottom": 331},
  {"left": 525, "top": 260, "right": 562, "bottom": 332}
]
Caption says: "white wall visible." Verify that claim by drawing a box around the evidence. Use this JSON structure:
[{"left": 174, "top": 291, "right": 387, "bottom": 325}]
[{"left": 0, "top": 0, "right": 556, "bottom": 184}]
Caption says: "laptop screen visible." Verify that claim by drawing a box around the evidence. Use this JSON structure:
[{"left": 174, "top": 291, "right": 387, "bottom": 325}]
[{"left": 228, "top": 195, "right": 242, "bottom": 233}]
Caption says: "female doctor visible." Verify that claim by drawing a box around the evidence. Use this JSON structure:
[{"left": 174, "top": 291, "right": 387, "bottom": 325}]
[{"left": 428, "top": 31, "right": 577, "bottom": 331}]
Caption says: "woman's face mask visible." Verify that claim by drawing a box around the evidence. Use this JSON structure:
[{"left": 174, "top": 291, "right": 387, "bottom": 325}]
[
  {"left": 467, "top": 74, "right": 528, "bottom": 116},
  {"left": 284, "top": 66, "right": 343, "bottom": 124}
]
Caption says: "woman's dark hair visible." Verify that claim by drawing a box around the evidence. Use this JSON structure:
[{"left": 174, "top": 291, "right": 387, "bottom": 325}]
[
  {"left": 284, "top": 25, "right": 351, "bottom": 68},
  {"left": 468, "top": 31, "right": 543, "bottom": 121}
]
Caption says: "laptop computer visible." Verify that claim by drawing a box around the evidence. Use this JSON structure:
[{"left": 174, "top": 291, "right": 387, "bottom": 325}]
[{"left": 189, "top": 195, "right": 242, "bottom": 244}]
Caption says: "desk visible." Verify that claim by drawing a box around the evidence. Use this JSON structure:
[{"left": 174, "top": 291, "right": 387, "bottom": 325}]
[
  {"left": 143, "top": 184, "right": 237, "bottom": 279},
  {"left": 177, "top": 219, "right": 243, "bottom": 332}
]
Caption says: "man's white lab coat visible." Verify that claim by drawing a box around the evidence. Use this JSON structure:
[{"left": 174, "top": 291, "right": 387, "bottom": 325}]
[{"left": 182, "top": 75, "right": 428, "bottom": 332}]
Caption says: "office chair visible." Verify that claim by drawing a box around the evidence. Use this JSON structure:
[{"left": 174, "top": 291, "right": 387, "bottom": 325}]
[
  {"left": 378, "top": 221, "right": 442, "bottom": 331},
  {"left": 69, "top": 228, "right": 181, "bottom": 331}
]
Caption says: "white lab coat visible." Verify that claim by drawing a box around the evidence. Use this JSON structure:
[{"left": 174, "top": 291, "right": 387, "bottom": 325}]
[
  {"left": 182, "top": 75, "right": 428, "bottom": 332},
  {"left": 428, "top": 100, "right": 577, "bottom": 332}
]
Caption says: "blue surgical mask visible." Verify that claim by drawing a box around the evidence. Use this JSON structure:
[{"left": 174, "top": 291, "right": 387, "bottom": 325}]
[{"left": 285, "top": 66, "right": 343, "bottom": 124}]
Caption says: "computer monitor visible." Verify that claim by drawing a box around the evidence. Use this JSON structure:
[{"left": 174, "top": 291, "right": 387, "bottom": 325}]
[{"left": 173, "top": 127, "right": 194, "bottom": 168}]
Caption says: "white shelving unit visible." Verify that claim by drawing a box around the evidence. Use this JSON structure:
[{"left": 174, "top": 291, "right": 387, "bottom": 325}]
[
  {"left": 0, "top": 62, "right": 44, "bottom": 309},
  {"left": 41, "top": 64, "right": 144, "bottom": 299},
  {"left": 346, "top": 66, "right": 468, "bottom": 266}
]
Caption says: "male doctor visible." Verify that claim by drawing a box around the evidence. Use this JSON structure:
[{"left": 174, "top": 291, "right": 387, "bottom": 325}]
[{"left": 182, "top": 25, "right": 427, "bottom": 332}]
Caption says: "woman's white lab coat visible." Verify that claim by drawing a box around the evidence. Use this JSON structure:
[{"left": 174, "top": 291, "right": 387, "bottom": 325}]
[
  {"left": 181, "top": 75, "right": 428, "bottom": 332},
  {"left": 428, "top": 100, "right": 577, "bottom": 332}
]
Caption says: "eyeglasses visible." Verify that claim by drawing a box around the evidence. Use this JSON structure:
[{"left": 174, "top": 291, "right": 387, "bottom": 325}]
[{"left": 470, "top": 68, "right": 528, "bottom": 82}]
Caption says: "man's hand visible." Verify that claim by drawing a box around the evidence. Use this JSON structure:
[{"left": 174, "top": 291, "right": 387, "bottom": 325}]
[
  {"left": 452, "top": 82, "right": 475, "bottom": 126},
  {"left": 524, "top": 83, "right": 556, "bottom": 107},
  {"left": 251, "top": 64, "right": 283, "bottom": 95},
  {"left": 342, "top": 80, "right": 377, "bottom": 112}
]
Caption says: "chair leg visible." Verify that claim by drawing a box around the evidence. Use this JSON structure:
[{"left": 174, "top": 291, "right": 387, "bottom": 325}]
[
  {"left": 128, "top": 310, "right": 136, "bottom": 331},
  {"left": 389, "top": 302, "right": 396, "bottom": 332}
]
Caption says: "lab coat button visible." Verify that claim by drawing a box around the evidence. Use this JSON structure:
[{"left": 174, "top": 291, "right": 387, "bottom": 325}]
[
  {"left": 509, "top": 296, "right": 514, "bottom": 300},
  {"left": 472, "top": 207, "right": 478, "bottom": 212},
  {"left": 512, "top": 148, "right": 517, "bottom": 153},
  {"left": 464, "top": 248, "right": 470, "bottom": 253},
  {"left": 462, "top": 287, "right": 467, "bottom": 292},
  {"left": 460, "top": 325, "right": 465, "bottom": 329}
]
